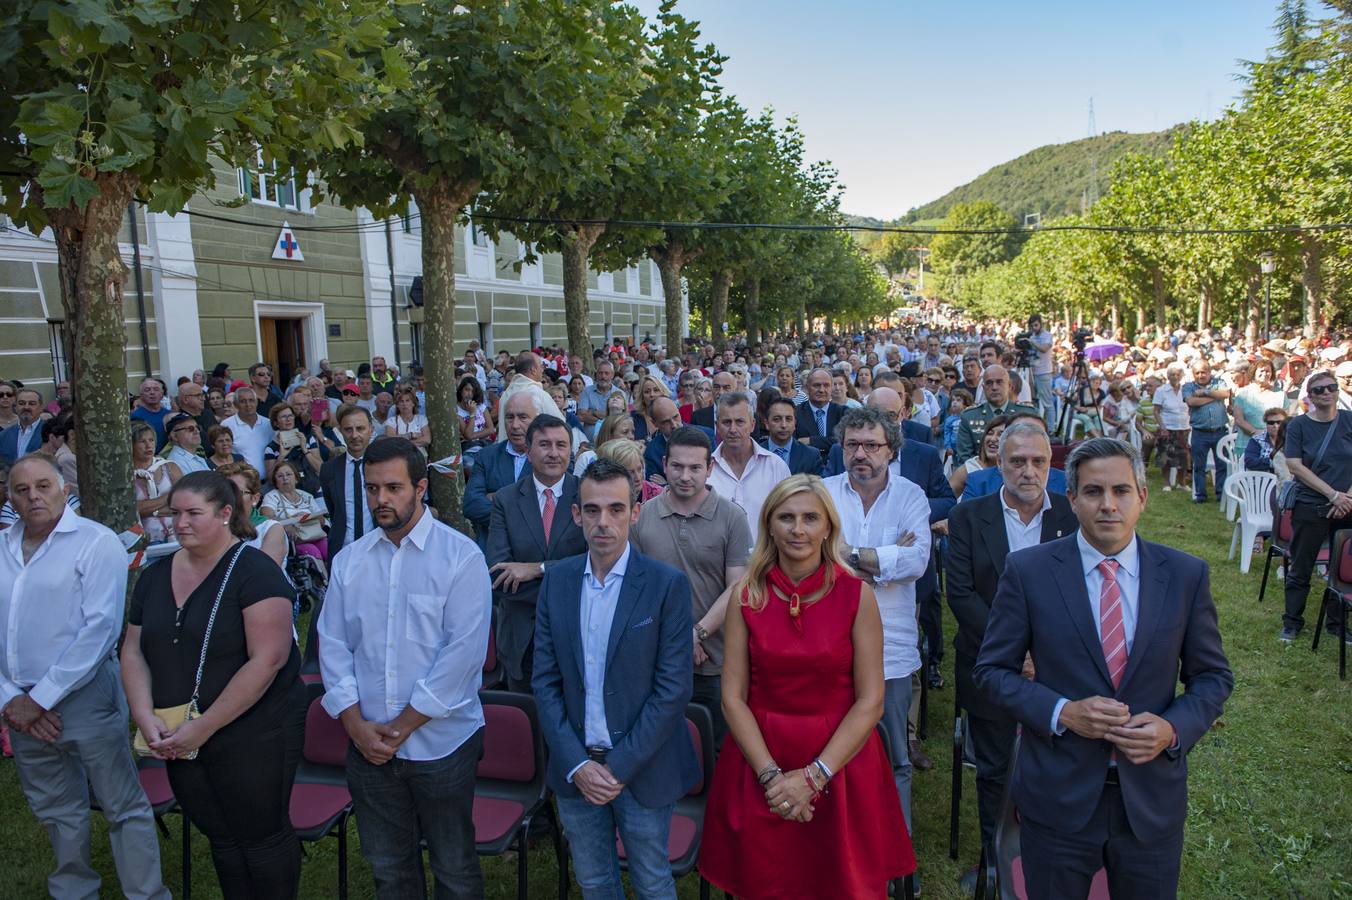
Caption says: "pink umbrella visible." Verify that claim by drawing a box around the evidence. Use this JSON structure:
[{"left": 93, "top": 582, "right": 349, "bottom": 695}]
[{"left": 1083, "top": 340, "right": 1125, "bottom": 362}]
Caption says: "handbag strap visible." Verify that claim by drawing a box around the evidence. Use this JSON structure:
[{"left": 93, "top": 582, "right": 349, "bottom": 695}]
[
  {"left": 1309, "top": 410, "right": 1342, "bottom": 471},
  {"left": 189, "top": 542, "right": 248, "bottom": 707}
]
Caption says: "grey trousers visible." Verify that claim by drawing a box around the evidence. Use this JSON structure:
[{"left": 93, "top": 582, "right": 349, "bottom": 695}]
[
  {"left": 10, "top": 658, "right": 170, "bottom": 900},
  {"left": 878, "top": 675, "right": 914, "bottom": 832}
]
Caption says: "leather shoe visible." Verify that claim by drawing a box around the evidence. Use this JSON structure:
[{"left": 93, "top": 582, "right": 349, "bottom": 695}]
[
  {"left": 909, "top": 739, "right": 933, "bottom": 771},
  {"left": 957, "top": 865, "right": 979, "bottom": 895},
  {"left": 927, "top": 661, "right": 945, "bottom": 689}
]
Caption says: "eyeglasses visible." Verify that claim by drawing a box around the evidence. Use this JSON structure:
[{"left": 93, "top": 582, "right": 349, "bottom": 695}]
[
  {"left": 843, "top": 440, "right": 888, "bottom": 455},
  {"left": 926, "top": 377, "right": 941, "bottom": 385},
  {"left": 1264, "top": 419, "right": 1284, "bottom": 426},
  {"left": 1309, "top": 384, "right": 1339, "bottom": 396},
  {"left": 172, "top": 425, "right": 199, "bottom": 434}
]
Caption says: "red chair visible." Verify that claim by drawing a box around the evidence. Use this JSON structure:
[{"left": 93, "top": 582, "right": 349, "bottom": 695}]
[
  {"left": 990, "top": 736, "right": 1110, "bottom": 900},
  {"left": 618, "top": 703, "right": 714, "bottom": 900},
  {"left": 1257, "top": 498, "right": 1293, "bottom": 604},
  {"left": 481, "top": 620, "right": 503, "bottom": 690},
  {"left": 473, "top": 690, "right": 566, "bottom": 900},
  {"left": 291, "top": 697, "right": 355, "bottom": 900},
  {"left": 1312, "top": 528, "right": 1352, "bottom": 680}
]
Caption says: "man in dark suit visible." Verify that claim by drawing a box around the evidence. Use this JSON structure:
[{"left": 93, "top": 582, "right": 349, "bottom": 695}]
[
  {"left": 794, "top": 367, "right": 845, "bottom": 454},
  {"left": 760, "top": 394, "right": 823, "bottom": 475},
  {"left": 947, "top": 418, "right": 1079, "bottom": 885},
  {"left": 533, "top": 458, "right": 699, "bottom": 898},
  {"left": 644, "top": 396, "right": 715, "bottom": 481},
  {"left": 874, "top": 370, "right": 934, "bottom": 446},
  {"left": 974, "top": 438, "right": 1232, "bottom": 900},
  {"left": 487, "top": 415, "right": 588, "bottom": 692},
  {"left": 317, "top": 404, "right": 376, "bottom": 566},
  {"left": 689, "top": 370, "right": 734, "bottom": 431},
  {"left": 463, "top": 391, "right": 538, "bottom": 546},
  {"left": 0, "top": 388, "right": 45, "bottom": 464}
]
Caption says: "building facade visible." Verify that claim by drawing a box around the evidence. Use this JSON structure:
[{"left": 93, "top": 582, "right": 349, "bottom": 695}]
[{"left": 0, "top": 158, "right": 676, "bottom": 398}]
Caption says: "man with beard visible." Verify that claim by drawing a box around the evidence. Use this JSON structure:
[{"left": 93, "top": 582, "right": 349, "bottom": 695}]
[{"left": 319, "top": 437, "right": 492, "bottom": 899}]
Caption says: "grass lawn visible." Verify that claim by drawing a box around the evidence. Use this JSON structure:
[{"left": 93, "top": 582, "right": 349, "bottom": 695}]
[{"left": 3, "top": 469, "right": 1350, "bottom": 898}]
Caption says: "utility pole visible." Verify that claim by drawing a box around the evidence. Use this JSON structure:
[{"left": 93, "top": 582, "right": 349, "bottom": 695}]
[{"left": 1083, "top": 98, "right": 1099, "bottom": 215}]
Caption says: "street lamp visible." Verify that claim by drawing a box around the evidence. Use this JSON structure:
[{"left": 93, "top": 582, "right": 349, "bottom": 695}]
[{"left": 1259, "top": 250, "right": 1276, "bottom": 339}]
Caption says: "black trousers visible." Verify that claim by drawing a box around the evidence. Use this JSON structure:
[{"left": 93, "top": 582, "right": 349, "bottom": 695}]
[
  {"left": 1021, "top": 780, "right": 1183, "bottom": 900},
  {"left": 691, "top": 673, "right": 728, "bottom": 755},
  {"left": 167, "top": 679, "right": 307, "bottom": 900},
  {"left": 506, "top": 638, "right": 534, "bottom": 694},
  {"left": 917, "top": 581, "right": 944, "bottom": 665},
  {"left": 968, "top": 711, "right": 1016, "bottom": 856},
  {"left": 1283, "top": 505, "right": 1352, "bottom": 631}
]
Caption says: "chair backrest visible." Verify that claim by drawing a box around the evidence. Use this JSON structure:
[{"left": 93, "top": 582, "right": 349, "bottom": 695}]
[
  {"left": 476, "top": 690, "right": 545, "bottom": 793},
  {"left": 484, "top": 621, "right": 497, "bottom": 675},
  {"left": 1224, "top": 470, "right": 1277, "bottom": 514},
  {"left": 303, "top": 696, "right": 349, "bottom": 767},
  {"left": 684, "top": 704, "right": 715, "bottom": 799},
  {"left": 1335, "top": 530, "right": 1352, "bottom": 588}
]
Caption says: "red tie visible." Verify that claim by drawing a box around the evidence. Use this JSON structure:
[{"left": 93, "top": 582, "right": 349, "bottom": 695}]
[
  {"left": 542, "top": 488, "right": 555, "bottom": 546},
  {"left": 1098, "top": 559, "right": 1128, "bottom": 689}
]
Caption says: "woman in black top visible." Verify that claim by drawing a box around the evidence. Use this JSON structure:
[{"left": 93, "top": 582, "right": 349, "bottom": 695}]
[
  {"left": 1279, "top": 369, "right": 1352, "bottom": 643},
  {"left": 121, "top": 470, "right": 306, "bottom": 899}
]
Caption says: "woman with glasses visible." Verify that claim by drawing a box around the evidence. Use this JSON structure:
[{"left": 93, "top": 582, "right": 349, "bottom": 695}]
[
  {"left": 1242, "top": 408, "right": 1287, "bottom": 474},
  {"left": 0, "top": 381, "right": 17, "bottom": 429},
  {"left": 1278, "top": 370, "right": 1352, "bottom": 644},
  {"left": 217, "top": 462, "right": 289, "bottom": 570}
]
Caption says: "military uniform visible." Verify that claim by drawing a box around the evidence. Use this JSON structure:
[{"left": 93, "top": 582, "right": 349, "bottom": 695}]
[{"left": 954, "top": 400, "right": 1038, "bottom": 464}]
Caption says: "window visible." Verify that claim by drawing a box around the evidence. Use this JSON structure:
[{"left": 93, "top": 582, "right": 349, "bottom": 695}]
[
  {"left": 409, "top": 322, "right": 423, "bottom": 365},
  {"left": 238, "top": 149, "right": 300, "bottom": 210},
  {"left": 48, "top": 321, "right": 69, "bottom": 383},
  {"left": 469, "top": 218, "right": 490, "bottom": 247}
]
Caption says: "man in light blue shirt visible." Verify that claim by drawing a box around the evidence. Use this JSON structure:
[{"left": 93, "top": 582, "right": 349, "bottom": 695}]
[{"left": 1181, "top": 360, "right": 1232, "bottom": 503}]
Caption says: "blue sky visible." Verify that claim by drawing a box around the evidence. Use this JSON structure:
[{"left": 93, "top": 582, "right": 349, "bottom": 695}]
[{"left": 635, "top": 0, "right": 1284, "bottom": 218}]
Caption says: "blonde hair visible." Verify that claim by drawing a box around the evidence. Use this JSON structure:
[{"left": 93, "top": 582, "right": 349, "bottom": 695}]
[
  {"left": 594, "top": 413, "right": 633, "bottom": 447},
  {"left": 736, "top": 474, "right": 848, "bottom": 611},
  {"left": 633, "top": 374, "right": 671, "bottom": 418},
  {"left": 597, "top": 438, "right": 644, "bottom": 473}
]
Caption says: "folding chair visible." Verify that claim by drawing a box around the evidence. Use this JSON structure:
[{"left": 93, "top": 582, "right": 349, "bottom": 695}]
[
  {"left": 1257, "top": 496, "right": 1293, "bottom": 603},
  {"left": 291, "top": 697, "right": 355, "bottom": 900},
  {"left": 1225, "top": 471, "right": 1276, "bottom": 574},
  {"left": 989, "top": 736, "right": 1110, "bottom": 900},
  {"left": 473, "top": 690, "right": 566, "bottom": 900},
  {"left": 1312, "top": 528, "right": 1352, "bottom": 681},
  {"left": 617, "top": 704, "right": 714, "bottom": 899},
  {"left": 948, "top": 690, "right": 966, "bottom": 861},
  {"left": 1216, "top": 432, "right": 1240, "bottom": 520},
  {"left": 481, "top": 619, "right": 504, "bottom": 690}
]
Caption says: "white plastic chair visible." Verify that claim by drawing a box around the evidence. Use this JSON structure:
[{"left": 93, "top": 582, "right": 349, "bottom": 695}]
[
  {"left": 1226, "top": 471, "right": 1278, "bottom": 574},
  {"left": 1217, "top": 432, "right": 1240, "bottom": 520}
]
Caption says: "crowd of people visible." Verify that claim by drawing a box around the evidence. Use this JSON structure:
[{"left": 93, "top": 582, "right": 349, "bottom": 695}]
[{"left": 4, "top": 309, "right": 1352, "bottom": 899}]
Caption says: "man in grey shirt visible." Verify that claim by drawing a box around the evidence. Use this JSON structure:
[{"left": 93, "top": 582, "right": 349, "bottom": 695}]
[{"left": 631, "top": 426, "right": 750, "bottom": 748}]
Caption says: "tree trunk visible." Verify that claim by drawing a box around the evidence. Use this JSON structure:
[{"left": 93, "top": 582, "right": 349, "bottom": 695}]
[
  {"left": 710, "top": 269, "right": 731, "bottom": 343},
  {"left": 1151, "top": 264, "right": 1168, "bottom": 331},
  {"left": 743, "top": 277, "right": 761, "bottom": 344},
  {"left": 561, "top": 224, "right": 605, "bottom": 373},
  {"left": 1245, "top": 269, "right": 1262, "bottom": 342},
  {"left": 1135, "top": 306, "right": 1147, "bottom": 335},
  {"left": 1196, "top": 283, "right": 1210, "bottom": 333},
  {"left": 1301, "top": 235, "right": 1323, "bottom": 337},
  {"left": 651, "top": 238, "right": 697, "bottom": 351},
  {"left": 46, "top": 172, "right": 139, "bottom": 531},
  {"left": 796, "top": 299, "right": 806, "bottom": 337},
  {"left": 415, "top": 180, "right": 477, "bottom": 537}
]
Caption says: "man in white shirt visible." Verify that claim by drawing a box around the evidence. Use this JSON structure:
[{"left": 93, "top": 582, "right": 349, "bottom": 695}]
[
  {"left": 707, "top": 391, "right": 791, "bottom": 548},
  {"left": 221, "top": 387, "right": 275, "bottom": 472},
  {"left": 319, "top": 436, "right": 491, "bottom": 899},
  {"left": 822, "top": 406, "right": 931, "bottom": 836},
  {"left": 1152, "top": 365, "right": 1191, "bottom": 491},
  {"left": 1, "top": 456, "right": 169, "bottom": 900},
  {"left": 495, "top": 351, "right": 564, "bottom": 443}
]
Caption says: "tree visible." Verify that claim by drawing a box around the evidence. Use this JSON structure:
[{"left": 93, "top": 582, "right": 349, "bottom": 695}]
[
  {"left": 0, "top": 0, "right": 394, "bottom": 529},
  {"left": 928, "top": 201, "right": 1024, "bottom": 299},
  {"left": 318, "top": 0, "right": 647, "bottom": 528},
  {"left": 873, "top": 229, "right": 922, "bottom": 278}
]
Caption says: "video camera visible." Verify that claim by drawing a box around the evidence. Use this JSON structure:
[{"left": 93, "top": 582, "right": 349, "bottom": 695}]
[{"left": 1071, "top": 327, "right": 1094, "bottom": 352}]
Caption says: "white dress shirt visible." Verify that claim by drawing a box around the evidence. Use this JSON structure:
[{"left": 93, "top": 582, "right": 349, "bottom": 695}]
[
  {"left": 0, "top": 507, "right": 127, "bottom": 709},
  {"left": 1051, "top": 532, "right": 1142, "bottom": 734},
  {"left": 342, "top": 453, "right": 375, "bottom": 547},
  {"left": 823, "top": 472, "right": 932, "bottom": 680},
  {"left": 1000, "top": 488, "right": 1051, "bottom": 556},
  {"left": 581, "top": 543, "right": 631, "bottom": 751},
  {"left": 507, "top": 443, "right": 529, "bottom": 481},
  {"left": 221, "top": 413, "right": 275, "bottom": 472},
  {"left": 707, "top": 442, "right": 791, "bottom": 549},
  {"left": 534, "top": 476, "right": 564, "bottom": 517},
  {"left": 494, "top": 379, "right": 564, "bottom": 443},
  {"left": 319, "top": 509, "right": 492, "bottom": 760}
]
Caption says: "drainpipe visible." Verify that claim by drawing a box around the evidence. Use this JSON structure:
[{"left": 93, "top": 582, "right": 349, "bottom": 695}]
[
  {"left": 385, "top": 217, "right": 402, "bottom": 369},
  {"left": 126, "top": 203, "right": 152, "bottom": 376}
]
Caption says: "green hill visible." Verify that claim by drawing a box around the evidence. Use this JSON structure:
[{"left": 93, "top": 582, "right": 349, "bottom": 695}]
[{"left": 894, "top": 127, "right": 1184, "bottom": 224}]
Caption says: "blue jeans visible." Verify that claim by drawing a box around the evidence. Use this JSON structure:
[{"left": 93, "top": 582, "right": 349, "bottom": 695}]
[
  {"left": 1033, "top": 373, "right": 1055, "bottom": 428},
  {"left": 1190, "top": 429, "right": 1227, "bottom": 500},
  {"left": 346, "top": 729, "right": 484, "bottom": 900},
  {"left": 556, "top": 790, "right": 676, "bottom": 900}
]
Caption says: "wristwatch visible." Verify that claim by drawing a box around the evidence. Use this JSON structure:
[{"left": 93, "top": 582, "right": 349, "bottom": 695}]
[
  {"left": 846, "top": 546, "right": 861, "bottom": 569},
  {"left": 538, "top": 561, "right": 546, "bottom": 576},
  {"left": 694, "top": 623, "right": 710, "bottom": 642}
]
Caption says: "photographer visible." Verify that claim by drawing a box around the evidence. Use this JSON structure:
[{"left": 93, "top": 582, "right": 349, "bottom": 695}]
[{"left": 1024, "top": 314, "right": 1055, "bottom": 428}]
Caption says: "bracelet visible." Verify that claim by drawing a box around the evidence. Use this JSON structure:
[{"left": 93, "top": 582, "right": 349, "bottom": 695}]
[
  {"left": 813, "top": 757, "right": 833, "bottom": 782},
  {"left": 802, "top": 767, "right": 823, "bottom": 798},
  {"left": 756, "top": 764, "right": 782, "bottom": 786}
]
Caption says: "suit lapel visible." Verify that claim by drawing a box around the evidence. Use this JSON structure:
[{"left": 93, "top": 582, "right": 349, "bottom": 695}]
[
  {"left": 605, "top": 551, "right": 646, "bottom": 668},
  {"left": 1039, "top": 496, "right": 1074, "bottom": 543},
  {"left": 1050, "top": 538, "right": 1114, "bottom": 686},
  {"left": 557, "top": 558, "right": 586, "bottom": 680},
  {"left": 517, "top": 477, "right": 549, "bottom": 554},
  {"left": 978, "top": 495, "right": 1011, "bottom": 578},
  {"left": 1116, "top": 539, "right": 1169, "bottom": 692},
  {"left": 547, "top": 477, "right": 578, "bottom": 554}
]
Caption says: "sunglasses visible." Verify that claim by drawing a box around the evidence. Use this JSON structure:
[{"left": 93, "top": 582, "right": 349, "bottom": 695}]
[
  {"left": 1264, "top": 419, "right": 1284, "bottom": 426},
  {"left": 1309, "top": 384, "right": 1339, "bottom": 396}
]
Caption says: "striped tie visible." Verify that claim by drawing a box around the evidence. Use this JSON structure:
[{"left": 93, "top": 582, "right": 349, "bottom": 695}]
[{"left": 1098, "top": 559, "right": 1127, "bottom": 688}]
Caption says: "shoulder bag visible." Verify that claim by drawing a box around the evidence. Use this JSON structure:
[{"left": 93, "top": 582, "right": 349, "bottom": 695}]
[
  {"left": 1278, "top": 411, "right": 1343, "bottom": 509},
  {"left": 134, "top": 542, "right": 247, "bottom": 759}
]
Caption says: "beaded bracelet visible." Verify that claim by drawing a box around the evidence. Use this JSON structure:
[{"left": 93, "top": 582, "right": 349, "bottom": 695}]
[{"left": 757, "top": 764, "right": 783, "bottom": 786}]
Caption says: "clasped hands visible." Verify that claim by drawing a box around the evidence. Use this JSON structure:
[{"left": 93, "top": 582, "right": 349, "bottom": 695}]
[
  {"left": 137, "top": 714, "right": 217, "bottom": 760},
  {"left": 2, "top": 694, "right": 62, "bottom": 743},
  {"left": 1059, "top": 696, "right": 1175, "bottom": 764},
  {"left": 763, "top": 769, "right": 816, "bottom": 823},
  {"left": 575, "top": 761, "right": 624, "bottom": 805}
]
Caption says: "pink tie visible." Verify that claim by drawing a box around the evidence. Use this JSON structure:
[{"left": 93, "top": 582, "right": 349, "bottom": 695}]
[
  {"left": 1098, "top": 559, "right": 1128, "bottom": 689},
  {"left": 542, "top": 489, "right": 555, "bottom": 545}
]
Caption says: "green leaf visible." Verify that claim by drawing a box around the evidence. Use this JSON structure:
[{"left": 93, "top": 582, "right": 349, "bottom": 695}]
[
  {"left": 102, "top": 97, "right": 154, "bottom": 160},
  {"left": 38, "top": 161, "right": 102, "bottom": 210}
]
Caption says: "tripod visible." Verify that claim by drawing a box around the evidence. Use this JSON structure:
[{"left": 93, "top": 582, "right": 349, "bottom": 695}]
[{"left": 1056, "top": 351, "right": 1101, "bottom": 441}]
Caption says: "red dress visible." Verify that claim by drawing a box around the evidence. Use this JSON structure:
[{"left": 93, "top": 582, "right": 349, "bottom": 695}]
[{"left": 699, "top": 564, "right": 915, "bottom": 899}]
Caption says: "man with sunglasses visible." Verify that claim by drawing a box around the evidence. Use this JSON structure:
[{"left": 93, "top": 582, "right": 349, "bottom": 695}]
[{"left": 954, "top": 365, "right": 1037, "bottom": 465}]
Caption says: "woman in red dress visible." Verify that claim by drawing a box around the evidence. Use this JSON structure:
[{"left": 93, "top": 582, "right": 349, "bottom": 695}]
[{"left": 700, "top": 474, "right": 916, "bottom": 899}]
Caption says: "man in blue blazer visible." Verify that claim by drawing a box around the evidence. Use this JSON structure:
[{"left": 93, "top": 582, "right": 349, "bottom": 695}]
[
  {"left": 533, "top": 457, "right": 699, "bottom": 899},
  {"left": 643, "top": 396, "right": 715, "bottom": 481},
  {"left": 975, "top": 438, "right": 1232, "bottom": 900},
  {"left": 0, "top": 388, "right": 45, "bottom": 464},
  {"left": 760, "top": 394, "right": 823, "bottom": 476},
  {"left": 463, "top": 392, "right": 537, "bottom": 547}
]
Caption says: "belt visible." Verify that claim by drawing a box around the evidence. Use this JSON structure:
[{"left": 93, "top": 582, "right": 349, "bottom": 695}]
[
  {"left": 1105, "top": 767, "right": 1120, "bottom": 785},
  {"left": 586, "top": 746, "right": 609, "bottom": 763},
  {"left": 1192, "top": 426, "right": 1225, "bottom": 433}
]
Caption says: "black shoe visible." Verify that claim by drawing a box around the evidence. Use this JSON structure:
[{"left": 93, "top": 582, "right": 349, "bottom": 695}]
[
  {"left": 927, "top": 661, "right": 945, "bottom": 689},
  {"left": 1192, "top": 496, "right": 1207, "bottom": 504},
  {"left": 1279, "top": 625, "right": 1301, "bottom": 642},
  {"left": 1325, "top": 626, "right": 1352, "bottom": 645},
  {"left": 957, "top": 865, "right": 979, "bottom": 894}
]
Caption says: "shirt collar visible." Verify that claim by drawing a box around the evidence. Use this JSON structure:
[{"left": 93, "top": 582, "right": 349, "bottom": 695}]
[
  {"left": 767, "top": 436, "right": 794, "bottom": 452},
  {"left": 6, "top": 502, "right": 77, "bottom": 554},
  {"left": 713, "top": 440, "right": 774, "bottom": 462},
  {"left": 583, "top": 541, "right": 632, "bottom": 587},
  {"left": 999, "top": 487, "right": 1051, "bottom": 519},
  {"left": 506, "top": 443, "right": 528, "bottom": 459},
  {"left": 533, "top": 476, "right": 562, "bottom": 498},
  {"left": 657, "top": 486, "right": 718, "bottom": 520},
  {"left": 1076, "top": 530, "right": 1139, "bottom": 580},
  {"left": 378, "top": 505, "right": 434, "bottom": 551}
]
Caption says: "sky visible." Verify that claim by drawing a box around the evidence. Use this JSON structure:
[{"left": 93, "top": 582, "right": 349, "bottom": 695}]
[{"left": 634, "top": 0, "right": 1284, "bottom": 219}]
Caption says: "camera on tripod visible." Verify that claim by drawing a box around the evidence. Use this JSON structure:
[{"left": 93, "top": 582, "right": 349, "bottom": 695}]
[{"left": 1071, "top": 327, "right": 1094, "bottom": 352}]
